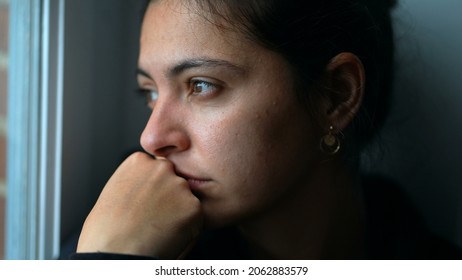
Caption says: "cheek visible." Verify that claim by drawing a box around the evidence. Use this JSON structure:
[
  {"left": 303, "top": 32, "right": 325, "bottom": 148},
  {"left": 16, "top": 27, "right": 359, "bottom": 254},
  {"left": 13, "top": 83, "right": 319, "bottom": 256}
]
[
  {"left": 199, "top": 103, "right": 319, "bottom": 226},
  {"left": 200, "top": 96, "right": 317, "bottom": 190},
  {"left": 196, "top": 109, "right": 257, "bottom": 172}
]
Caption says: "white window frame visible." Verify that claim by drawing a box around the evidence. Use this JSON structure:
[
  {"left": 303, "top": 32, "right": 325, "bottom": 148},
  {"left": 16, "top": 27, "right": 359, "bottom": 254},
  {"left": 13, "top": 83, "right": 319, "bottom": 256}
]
[{"left": 6, "top": 0, "right": 64, "bottom": 260}]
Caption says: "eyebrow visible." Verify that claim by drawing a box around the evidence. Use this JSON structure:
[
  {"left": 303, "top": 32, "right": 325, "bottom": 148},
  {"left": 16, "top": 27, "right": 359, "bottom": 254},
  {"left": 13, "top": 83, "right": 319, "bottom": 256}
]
[
  {"left": 136, "top": 68, "right": 152, "bottom": 79},
  {"left": 136, "top": 58, "right": 246, "bottom": 80}
]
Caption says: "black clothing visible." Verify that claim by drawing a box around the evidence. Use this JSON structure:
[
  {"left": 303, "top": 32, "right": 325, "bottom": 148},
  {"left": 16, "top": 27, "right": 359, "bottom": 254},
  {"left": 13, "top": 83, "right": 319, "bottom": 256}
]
[
  {"left": 362, "top": 175, "right": 462, "bottom": 259},
  {"left": 70, "top": 252, "right": 156, "bottom": 260},
  {"left": 67, "top": 174, "right": 462, "bottom": 260}
]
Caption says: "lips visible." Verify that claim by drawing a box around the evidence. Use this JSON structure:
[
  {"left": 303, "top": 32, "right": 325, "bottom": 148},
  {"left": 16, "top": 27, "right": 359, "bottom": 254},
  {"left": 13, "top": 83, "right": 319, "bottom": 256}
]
[
  {"left": 185, "top": 178, "right": 209, "bottom": 191},
  {"left": 175, "top": 170, "right": 211, "bottom": 192}
]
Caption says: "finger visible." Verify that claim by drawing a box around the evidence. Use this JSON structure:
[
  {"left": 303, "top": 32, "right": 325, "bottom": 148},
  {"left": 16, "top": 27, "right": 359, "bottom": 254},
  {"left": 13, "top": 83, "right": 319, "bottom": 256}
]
[{"left": 154, "top": 156, "right": 167, "bottom": 161}]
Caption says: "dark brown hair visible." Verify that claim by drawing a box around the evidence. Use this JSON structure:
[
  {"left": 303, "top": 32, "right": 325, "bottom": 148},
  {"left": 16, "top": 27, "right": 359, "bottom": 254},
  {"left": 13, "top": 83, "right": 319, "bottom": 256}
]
[{"left": 144, "top": 0, "right": 396, "bottom": 147}]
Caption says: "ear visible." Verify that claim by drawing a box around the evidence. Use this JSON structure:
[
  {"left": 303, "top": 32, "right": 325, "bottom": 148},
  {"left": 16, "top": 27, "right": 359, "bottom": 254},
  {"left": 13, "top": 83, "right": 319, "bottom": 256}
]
[{"left": 321, "top": 52, "right": 365, "bottom": 133}]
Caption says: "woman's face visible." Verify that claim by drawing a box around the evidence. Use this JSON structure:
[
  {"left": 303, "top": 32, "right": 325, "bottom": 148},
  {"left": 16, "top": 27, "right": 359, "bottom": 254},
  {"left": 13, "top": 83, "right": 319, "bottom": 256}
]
[{"left": 139, "top": 0, "right": 322, "bottom": 227}]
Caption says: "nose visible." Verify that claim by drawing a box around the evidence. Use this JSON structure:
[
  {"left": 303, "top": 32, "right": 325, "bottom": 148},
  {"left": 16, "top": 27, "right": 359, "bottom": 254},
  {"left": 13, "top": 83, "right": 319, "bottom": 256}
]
[{"left": 140, "top": 99, "right": 190, "bottom": 158}]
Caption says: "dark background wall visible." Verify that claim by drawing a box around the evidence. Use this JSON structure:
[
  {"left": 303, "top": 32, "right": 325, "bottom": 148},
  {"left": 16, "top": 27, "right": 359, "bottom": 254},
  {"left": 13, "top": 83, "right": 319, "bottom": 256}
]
[
  {"left": 60, "top": 0, "right": 149, "bottom": 243},
  {"left": 365, "top": 0, "right": 462, "bottom": 246}
]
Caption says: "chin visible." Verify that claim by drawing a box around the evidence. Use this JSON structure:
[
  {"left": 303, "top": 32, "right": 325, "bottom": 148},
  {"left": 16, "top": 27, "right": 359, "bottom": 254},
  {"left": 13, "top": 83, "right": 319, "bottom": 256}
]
[
  {"left": 203, "top": 215, "right": 233, "bottom": 230},
  {"left": 201, "top": 208, "right": 242, "bottom": 229}
]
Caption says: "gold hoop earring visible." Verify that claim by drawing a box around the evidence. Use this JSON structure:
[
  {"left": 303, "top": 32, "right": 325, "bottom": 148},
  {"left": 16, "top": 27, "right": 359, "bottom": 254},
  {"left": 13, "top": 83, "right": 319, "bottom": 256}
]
[{"left": 320, "top": 126, "right": 341, "bottom": 155}]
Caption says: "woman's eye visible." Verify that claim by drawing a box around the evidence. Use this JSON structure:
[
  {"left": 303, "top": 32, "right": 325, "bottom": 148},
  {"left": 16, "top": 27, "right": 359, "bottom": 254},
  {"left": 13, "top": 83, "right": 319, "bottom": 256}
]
[
  {"left": 190, "top": 80, "right": 218, "bottom": 97},
  {"left": 138, "top": 89, "right": 158, "bottom": 108}
]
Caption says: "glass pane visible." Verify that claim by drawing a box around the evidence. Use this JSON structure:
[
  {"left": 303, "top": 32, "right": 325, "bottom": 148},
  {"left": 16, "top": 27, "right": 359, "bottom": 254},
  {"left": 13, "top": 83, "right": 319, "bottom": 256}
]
[{"left": 0, "top": 0, "right": 9, "bottom": 260}]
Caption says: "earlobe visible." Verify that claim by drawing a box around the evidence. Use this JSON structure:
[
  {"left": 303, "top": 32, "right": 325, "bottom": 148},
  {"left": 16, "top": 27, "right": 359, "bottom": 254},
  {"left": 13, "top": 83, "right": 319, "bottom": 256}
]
[{"left": 322, "top": 52, "right": 365, "bottom": 133}]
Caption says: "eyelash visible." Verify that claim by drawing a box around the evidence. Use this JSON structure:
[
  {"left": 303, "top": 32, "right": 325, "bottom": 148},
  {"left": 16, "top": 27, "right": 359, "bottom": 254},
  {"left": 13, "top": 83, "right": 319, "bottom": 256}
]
[
  {"left": 189, "top": 79, "right": 219, "bottom": 97},
  {"left": 137, "top": 88, "right": 158, "bottom": 108},
  {"left": 137, "top": 79, "right": 221, "bottom": 108}
]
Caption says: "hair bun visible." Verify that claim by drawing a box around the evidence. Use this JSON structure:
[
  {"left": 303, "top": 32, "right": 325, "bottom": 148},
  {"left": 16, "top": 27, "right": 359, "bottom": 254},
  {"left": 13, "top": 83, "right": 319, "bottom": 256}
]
[
  {"left": 360, "top": 0, "right": 398, "bottom": 11},
  {"left": 387, "top": 0, "right": 397, "bottom": 9}
]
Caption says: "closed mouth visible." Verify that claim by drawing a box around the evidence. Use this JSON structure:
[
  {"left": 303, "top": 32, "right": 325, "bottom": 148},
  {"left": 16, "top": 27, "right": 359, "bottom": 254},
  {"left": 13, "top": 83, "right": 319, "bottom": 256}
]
[{"left": 175, "top": 170, "right": 211, "bottom": 193}]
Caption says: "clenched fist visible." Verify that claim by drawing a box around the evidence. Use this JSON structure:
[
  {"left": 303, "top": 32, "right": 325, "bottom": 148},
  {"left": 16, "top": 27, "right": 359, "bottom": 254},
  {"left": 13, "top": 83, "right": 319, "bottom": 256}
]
[{"left": 76, "top": 152, "right": 203, "bottom": 259}]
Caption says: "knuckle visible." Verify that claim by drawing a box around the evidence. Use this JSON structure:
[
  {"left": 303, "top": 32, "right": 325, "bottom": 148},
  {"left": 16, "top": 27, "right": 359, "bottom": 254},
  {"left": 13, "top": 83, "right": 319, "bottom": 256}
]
[
  {"left": 174, "top": 176, "right": 189, "bottom": 188},
  {"left": 127, "top": 151, "right": 150, "bottom": 163},
  {"left": 155, "top": 159, "right": 174, "bottom": 172},
  {"left": 176, "top": 192, "right": 201, "bottom": 217},
  {"left": 187, "top": 196, "right": 202, "bottom": 217}
]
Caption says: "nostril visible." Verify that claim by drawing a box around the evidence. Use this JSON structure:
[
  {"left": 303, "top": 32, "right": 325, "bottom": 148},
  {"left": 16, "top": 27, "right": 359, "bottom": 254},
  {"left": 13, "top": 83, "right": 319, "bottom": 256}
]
[{"left": 153, "top": 145, "right": 178, "bottom": 158}]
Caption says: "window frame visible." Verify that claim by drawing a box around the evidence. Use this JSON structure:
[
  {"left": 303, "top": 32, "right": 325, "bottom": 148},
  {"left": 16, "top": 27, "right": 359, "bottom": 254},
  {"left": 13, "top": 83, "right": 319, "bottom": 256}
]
[{"left": 6, "top": 0, "right": 64, "bottom": 260}]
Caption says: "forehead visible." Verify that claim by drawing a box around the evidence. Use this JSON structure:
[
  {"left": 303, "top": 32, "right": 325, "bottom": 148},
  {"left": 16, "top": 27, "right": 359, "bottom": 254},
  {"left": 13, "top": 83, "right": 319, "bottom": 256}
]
[{"left": 139, "top": 0, "right": 262, "bottom": 73}]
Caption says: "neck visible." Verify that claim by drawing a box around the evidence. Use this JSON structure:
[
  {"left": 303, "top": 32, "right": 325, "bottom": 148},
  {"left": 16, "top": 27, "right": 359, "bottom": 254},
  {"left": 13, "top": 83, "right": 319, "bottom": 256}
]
[{"left": 238, "top": 159, "right": 366, "bottom": 259}]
